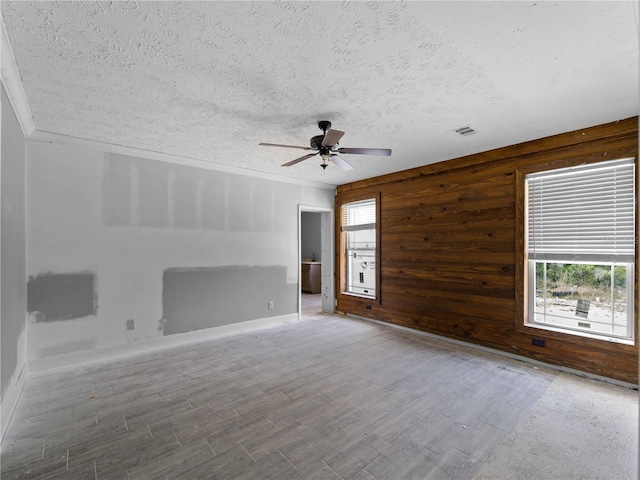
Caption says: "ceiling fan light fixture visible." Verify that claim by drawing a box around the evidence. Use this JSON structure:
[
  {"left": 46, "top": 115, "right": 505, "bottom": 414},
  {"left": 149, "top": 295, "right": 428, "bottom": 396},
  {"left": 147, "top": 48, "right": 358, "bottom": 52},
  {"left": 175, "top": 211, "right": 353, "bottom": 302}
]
[{"left": 330, "top": 154, "right": 354, "bottom": 171}]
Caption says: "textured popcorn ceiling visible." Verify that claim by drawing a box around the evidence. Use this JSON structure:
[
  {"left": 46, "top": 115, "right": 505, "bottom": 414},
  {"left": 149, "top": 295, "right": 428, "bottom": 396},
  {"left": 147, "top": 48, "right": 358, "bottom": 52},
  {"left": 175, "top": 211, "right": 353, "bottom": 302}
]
[{"left": 2, "top": 1, "right": 638, "bottom": 186}]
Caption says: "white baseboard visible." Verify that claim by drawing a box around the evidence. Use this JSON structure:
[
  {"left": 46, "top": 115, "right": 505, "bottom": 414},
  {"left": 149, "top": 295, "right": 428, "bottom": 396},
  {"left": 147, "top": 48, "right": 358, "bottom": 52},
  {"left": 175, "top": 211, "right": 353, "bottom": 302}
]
[
  {"left": 29, "top": 314, "right": 298, "bottom": 376},
  {"left": 1, "top": 360, "right": 28, "bottom": 442}
]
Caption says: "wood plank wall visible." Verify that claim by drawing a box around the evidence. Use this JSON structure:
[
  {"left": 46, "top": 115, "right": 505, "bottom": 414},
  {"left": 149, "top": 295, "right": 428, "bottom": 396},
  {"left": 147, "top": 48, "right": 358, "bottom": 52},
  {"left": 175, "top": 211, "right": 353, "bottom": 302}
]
[{"left": 335, "top": 117, "right": 639, "bottom": 384}]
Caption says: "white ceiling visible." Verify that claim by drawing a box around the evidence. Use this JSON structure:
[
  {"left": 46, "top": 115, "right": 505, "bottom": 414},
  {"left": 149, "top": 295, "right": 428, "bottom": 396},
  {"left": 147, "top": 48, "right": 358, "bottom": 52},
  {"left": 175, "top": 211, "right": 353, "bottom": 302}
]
[{"left": 2, "top": 1, "right": 638, "bottom": 187}]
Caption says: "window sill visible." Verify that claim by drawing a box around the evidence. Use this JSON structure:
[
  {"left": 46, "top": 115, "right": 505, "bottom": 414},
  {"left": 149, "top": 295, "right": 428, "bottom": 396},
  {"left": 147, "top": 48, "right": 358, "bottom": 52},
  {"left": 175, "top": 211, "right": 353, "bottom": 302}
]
[
  {"left": 524, "top": 322, "right": 634, "bottom": 346},
  {"left": 341, "top": 291, "right": 376, "bottom": 301}
]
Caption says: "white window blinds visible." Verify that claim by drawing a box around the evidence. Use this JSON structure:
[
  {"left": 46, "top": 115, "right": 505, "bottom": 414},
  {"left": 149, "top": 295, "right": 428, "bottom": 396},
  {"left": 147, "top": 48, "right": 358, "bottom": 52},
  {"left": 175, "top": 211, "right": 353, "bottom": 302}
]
[
  {"left": 341, "top": 199, "right": 376, "bottom": 232},
  {"left": 527, "top": 158, "right": 635, "bottom": 262}
]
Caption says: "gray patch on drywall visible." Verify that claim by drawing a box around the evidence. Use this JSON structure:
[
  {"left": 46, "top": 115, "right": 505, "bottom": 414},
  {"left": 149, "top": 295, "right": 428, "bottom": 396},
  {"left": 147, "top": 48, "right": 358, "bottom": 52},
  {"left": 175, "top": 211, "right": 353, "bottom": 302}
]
[
  {"left": 173, "top": 166, "right": 199, "bottom": 229},
  {"left": 137, "top": 160, "right": 170, "bottom": 227},
  {"left": 27, "top": 273, "right": 97, "bottom": 321},
  {"left": 228, "top": 177, "right": 251, "bottom": 231},
  {"left": 275, "top": 183, "right": 299, "bottom": 233},
  {"left": 39, "top": 341, "right": 96, "bottom": 358},
  {"left": 102, "top": 155, "right": 132, "bottom": 226},
  {"left": 102, "top": 154, "right": 302, "bottom": 233},
  {"left": 162, "top": 265, "right": 297, "bottom": 335},
  {"left": 202, "top": 173, "right": 226, "bottom": 230},
  {"left": 252, "top": 181, "right": 273, "bottom": 232}
]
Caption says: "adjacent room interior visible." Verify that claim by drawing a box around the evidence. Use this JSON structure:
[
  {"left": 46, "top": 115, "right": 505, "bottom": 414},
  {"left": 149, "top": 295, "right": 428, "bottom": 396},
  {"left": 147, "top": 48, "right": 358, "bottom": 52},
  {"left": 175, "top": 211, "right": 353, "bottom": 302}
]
[{"left": 1, "top": 2, "right": 638, "bottom": 479}]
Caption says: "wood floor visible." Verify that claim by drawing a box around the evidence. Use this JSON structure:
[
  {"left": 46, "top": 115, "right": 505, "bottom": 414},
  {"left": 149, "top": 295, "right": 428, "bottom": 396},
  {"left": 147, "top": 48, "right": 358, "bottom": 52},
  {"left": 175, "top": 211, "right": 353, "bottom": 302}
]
[{"left": 1, "top": 309, "right": 637, "bottom": 479}]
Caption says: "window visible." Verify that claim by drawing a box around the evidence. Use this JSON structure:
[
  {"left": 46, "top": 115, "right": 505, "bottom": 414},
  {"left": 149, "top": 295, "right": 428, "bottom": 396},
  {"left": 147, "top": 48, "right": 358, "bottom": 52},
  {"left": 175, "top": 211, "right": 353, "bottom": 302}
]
[
  {"left": 525, "top": 158, "right": 635, "bottom": 342},
  {"left": 341, "top": 198, "right": 377, "bottom": 298}
]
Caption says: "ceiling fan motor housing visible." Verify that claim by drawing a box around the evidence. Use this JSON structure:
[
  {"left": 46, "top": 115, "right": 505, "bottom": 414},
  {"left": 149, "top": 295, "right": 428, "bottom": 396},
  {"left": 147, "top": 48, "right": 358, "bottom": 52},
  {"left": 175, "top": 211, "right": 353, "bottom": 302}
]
[{"left": 310, "top": 135, "right": 324, "bottom": 150}]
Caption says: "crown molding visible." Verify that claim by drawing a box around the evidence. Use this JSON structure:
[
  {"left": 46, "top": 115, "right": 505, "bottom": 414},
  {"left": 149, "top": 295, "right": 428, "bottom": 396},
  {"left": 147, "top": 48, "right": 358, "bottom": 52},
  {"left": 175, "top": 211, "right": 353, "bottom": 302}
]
[
  {"left": 28, "top": 130, "right": 336, "bottom": 190},
  {"left": 0, "top": 15, "right": 35, "bottom": 138}
]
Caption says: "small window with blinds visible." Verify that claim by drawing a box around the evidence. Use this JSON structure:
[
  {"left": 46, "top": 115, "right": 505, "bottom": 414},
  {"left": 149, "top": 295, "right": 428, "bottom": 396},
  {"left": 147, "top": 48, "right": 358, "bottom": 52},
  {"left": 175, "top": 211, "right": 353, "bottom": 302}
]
[
  {"left": 525, "top": 158, "right": 635, "bottom": 342},
  {"left": 341, "top": 198, "right": 377, "bottom": 298}
]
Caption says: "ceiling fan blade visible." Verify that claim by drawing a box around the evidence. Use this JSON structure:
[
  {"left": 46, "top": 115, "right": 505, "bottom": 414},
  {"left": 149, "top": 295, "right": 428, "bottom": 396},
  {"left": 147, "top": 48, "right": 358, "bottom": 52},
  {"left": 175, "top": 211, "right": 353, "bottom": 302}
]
[
  {"left": 330, "top": 154, "right": 354, "bottom": 171},
  {"left": 321, "top": 129, "right": 345, "bottom": 147},
  {"left": 337, "top": 147, "right": 392, "bottom": 156},
  {"left": 282, "top": 153, "right": 317, "bottom": 167},
  {"left": 259, "top": 142, "right": 314, "bottom": 151}
]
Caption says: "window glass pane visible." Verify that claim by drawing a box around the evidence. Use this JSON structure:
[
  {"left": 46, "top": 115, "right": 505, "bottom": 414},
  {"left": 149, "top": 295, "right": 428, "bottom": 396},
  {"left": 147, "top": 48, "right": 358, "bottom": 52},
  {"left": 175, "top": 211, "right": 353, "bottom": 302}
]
[
  {"left": 531, "top": 261, "right": 632, "bottom": 340},
  {"left": 612, "top": 266, "right": 628, "bottom": 337},
  {"left": 533, "top": 262, "right": 546, "bottom": 320}
]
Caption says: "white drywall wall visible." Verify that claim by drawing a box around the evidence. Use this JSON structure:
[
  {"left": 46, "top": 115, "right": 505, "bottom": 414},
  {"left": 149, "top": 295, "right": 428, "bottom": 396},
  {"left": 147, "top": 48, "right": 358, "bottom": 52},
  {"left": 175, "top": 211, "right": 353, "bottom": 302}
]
[
  {"left": 1, "top": 85, "right": 28, "bottom": 438},
  {"left": 26, "top": 140, "right": 333, "bottom": 361}
]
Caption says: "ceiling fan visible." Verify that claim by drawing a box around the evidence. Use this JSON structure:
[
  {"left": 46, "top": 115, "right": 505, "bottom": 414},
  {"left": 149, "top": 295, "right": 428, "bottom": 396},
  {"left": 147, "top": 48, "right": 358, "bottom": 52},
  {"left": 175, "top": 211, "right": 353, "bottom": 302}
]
[{"left": 259, "top": 121, "right": 392, "bottom": 170}]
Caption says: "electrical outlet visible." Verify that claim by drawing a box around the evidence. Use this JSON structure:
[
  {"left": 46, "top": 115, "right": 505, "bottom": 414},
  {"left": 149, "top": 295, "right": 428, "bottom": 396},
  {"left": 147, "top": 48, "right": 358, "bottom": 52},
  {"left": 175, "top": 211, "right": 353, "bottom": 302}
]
[
  {"left": 126, "top": 319, "right": 135, "bottom": 331},
  {"left": 268, "top": 301, "right": 274, "bottom": 310}
]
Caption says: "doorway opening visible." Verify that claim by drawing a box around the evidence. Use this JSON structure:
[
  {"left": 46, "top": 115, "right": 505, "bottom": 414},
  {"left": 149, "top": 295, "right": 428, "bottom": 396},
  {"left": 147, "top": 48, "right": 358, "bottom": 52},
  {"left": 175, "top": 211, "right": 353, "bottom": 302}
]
[{"left": 298, "top": 206, "right": 334, "bottom": 319}]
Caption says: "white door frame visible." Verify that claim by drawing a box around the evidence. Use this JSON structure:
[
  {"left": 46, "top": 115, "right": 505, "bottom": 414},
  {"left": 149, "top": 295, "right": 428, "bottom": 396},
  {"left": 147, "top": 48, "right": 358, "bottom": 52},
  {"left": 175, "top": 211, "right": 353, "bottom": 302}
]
[{"left": 298, "top": 205, "right": 335, "bottom": 319}]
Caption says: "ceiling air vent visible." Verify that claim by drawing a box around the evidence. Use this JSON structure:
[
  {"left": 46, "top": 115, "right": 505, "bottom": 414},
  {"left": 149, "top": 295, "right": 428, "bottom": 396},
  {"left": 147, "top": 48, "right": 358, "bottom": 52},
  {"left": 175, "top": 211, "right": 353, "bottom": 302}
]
[{"left": 455, "top": 126, "right": 476, "bottom": 136}]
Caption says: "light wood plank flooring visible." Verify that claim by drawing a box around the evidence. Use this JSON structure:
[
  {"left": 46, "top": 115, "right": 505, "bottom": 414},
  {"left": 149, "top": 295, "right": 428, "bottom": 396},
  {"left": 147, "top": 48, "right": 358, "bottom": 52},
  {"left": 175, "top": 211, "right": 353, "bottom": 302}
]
[
  {"left": 301, "top": 293, "right": 322, "bottom": 318},
  {"left": 1, "top": 314, "right": 637, "bottom": 479}
]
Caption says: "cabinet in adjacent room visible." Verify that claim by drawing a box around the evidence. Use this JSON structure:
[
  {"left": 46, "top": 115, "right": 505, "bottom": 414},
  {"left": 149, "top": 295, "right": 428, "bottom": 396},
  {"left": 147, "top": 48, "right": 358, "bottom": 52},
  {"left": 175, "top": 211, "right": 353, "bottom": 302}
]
[{"left": 301, "top": 261, "right": 321, "bottom": 293}]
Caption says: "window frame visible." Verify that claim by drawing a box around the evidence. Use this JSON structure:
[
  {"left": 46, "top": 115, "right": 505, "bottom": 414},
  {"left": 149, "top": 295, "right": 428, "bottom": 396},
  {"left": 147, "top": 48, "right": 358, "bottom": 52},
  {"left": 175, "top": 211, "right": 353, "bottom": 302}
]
[
  {"left": 337, "top": 192, "right": 381, "bottom": 304},
  {"left": 516, "top": 154, "right": 638, "bottom": 345}
]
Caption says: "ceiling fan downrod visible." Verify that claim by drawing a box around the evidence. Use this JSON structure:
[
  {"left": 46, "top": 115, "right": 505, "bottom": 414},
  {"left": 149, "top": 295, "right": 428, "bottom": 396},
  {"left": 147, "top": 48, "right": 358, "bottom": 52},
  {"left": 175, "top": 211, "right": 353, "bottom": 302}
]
[{"left": 314, "top": 121, "right": 333, "bottom": 169}]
